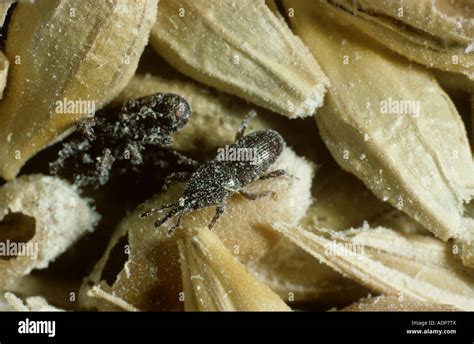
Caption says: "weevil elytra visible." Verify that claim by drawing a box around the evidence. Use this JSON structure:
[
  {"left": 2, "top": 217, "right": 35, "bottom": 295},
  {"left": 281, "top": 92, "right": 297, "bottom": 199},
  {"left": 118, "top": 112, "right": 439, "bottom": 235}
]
[
  {"left": 50, "top": 93, "right": 194, "bottom": 187},
  {"left": 140, "top": 110, "right": 288, "bottom": 233}
]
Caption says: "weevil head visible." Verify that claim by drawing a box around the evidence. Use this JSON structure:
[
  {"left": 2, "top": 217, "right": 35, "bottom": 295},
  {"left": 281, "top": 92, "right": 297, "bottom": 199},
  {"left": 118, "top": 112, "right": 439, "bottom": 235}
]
[
  {"left": 155, "top": 93, "right": 192, "bottom": 131},
  {"left": 119, "top": 93, "right": 191, "bottom": 145}
]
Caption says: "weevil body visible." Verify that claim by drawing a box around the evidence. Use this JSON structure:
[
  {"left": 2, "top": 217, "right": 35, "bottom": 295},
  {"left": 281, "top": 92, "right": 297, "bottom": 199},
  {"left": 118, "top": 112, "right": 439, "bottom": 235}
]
[
  {"left": 50, "top": 93, "right": 193, "bottom": 187},
  {"left": 141, "top": 111, "right": 288, "bottom": 232}
]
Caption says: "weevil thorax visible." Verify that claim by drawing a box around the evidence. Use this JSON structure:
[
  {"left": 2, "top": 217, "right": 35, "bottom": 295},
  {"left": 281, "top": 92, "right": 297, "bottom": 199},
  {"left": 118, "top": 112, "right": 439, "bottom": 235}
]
[
  {"left": 181, "top": 160, "right": 236, "bottom": 209},
  {"left": 232, "top": 129, "right": 285, "bottom": 185},
  {"left": 117, "top": 93, "right": 191, "bottom": 146}
]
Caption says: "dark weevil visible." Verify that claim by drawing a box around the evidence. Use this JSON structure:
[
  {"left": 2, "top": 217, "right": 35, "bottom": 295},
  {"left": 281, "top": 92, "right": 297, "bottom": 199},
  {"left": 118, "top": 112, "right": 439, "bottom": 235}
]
[
  {"left": 50, "top": 93, "right": 196, "bottom": 187},
  {"left": 140, "top": 110, "right": 289, "bottom": 233}
]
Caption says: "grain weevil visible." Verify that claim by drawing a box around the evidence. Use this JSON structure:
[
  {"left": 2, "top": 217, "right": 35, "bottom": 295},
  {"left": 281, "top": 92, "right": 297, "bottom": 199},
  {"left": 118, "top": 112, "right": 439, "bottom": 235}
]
[
  {"left": 140, "top": 110, "right": 289, "bottom": 233},
  {"left": 50, "top": 93, "right": 195, "bottom": 187}
]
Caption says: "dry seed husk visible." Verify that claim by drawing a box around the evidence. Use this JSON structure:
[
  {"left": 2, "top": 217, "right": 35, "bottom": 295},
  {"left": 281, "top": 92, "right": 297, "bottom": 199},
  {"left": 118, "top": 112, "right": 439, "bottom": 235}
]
[
  {"left": 79, "top": 202, "right": 181, "bottom": 311},
  {"left": 0, "top": 2, "right": 10, "bottom": 24},
  {"left": 273, "top": 222, "right": 474, "bottom": 310},
  {"left": 150, "top": 0, "right": 329, "bottom": 118},
  {"left": 248, "top": 172, "right": 374, "bottom": 303},
  {"left": 0, "top": 53, "right": 8, "bottom": 99},
  {"left": 369, "top": 208, "right": 430, "bottom": 236},
  {"left": 304, "top": 169, "right": 391, "bottom": 231},
  {"left": 3, "top": 292, "right": 64, "bottom": 312},
  {"left": 331, "top": 0, "right": 474, "bottom": 46},
  {"left": 458, "top": 201, "right": 474, "bottom": 267},
  {"left": 81, "top": 235, "right": 182, "bottom": 311},
  {"left": 285, "top": 0, "right": 474, "bottom": 258},
  {"left": 85, "top": 286, "right": 139, "bottom": 312},
  {"left": 0, "top": 175, "right": 99, "bottom": 286},
  {"left": 342, "top": 295, "right": 459, "bottom": 312},
  {"left": 0, "top": 0, "right": 158, "bottom": 181},
  {"left": 305, "top": 163, "right": 428, "bottom": 236},
  {"left": 0, "top": 2, "right": 12, "bottom": 99},
  {"left": 248, "top": 238, "right": 369, "bottom": 305},
  {"left": 250, "top": 166, "right": 428, "bottom": 305},
  {"left": 4, "top": 274, "right": 79, "bottom": 310},
  {"left": 320, "top": 0, "right": 474, "bottom": 81},
  {"left": 250, "top": 147, "right": 430, "bottom": 305},
  {"left": 178, "top": 229, "right": 290, "bottom": 311}
]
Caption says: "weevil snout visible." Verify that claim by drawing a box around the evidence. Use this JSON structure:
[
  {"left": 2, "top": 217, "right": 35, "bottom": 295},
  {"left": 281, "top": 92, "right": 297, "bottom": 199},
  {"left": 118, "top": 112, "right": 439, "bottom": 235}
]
[{"left": 158, "top": 93, "right": 192, "bottom": 131}]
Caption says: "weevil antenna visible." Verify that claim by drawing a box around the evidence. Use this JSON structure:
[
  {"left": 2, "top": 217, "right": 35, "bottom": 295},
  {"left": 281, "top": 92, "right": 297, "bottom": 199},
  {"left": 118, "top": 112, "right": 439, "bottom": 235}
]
[{"left": 235, "top": 110, "right": 257, "bottom": 141}]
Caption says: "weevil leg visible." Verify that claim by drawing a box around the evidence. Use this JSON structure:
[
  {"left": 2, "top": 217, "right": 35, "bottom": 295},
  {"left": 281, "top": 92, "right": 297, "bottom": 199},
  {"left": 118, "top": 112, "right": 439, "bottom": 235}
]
[
  {"left": 259, "top": 169, "right": 289, "bottom": 180},
  {"left": 208, "top": 203, "right": 226, "bottom": 229},
  {"left": 162, "top": 171, "right": 193, "bottom": 191},
  {"left": 235, "top": 110, "right": 257, "bottom": 141},
  {"left": 239, "top": 190, "right": 275, "bottom": 200},
  {"left": 140, "top": 202, "right": 176, "bottom": 218},
  {"left": 154, "top": 206, "right": 185, "bottom": 228},
  {"left": 167, "top": 213, "right": 184, "bottom": 236}
]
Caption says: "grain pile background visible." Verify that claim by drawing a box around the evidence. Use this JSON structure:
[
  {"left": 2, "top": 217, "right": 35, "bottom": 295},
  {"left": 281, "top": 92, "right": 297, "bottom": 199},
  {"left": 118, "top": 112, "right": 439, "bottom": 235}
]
[{"left": 0, "top": 0, "right": 472, "bottom": 312}]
